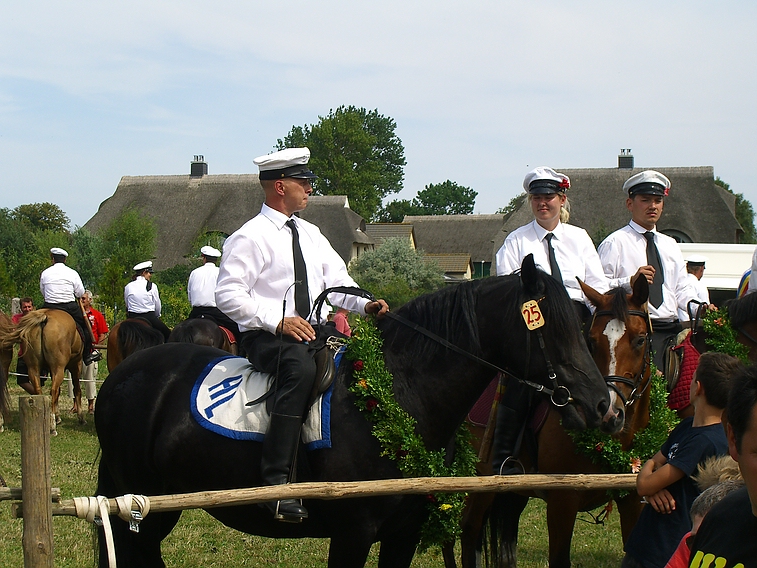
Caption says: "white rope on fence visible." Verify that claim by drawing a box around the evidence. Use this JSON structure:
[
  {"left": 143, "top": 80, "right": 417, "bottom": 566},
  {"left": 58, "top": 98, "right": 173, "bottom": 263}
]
[{"left": 73, "top": 494, "right": 151, "bottom": 568}]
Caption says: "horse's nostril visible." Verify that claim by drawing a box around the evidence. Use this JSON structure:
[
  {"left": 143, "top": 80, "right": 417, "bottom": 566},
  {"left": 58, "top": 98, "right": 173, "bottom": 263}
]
[{"left": 597, "top": 398, "right": 609, "bottom": 417}]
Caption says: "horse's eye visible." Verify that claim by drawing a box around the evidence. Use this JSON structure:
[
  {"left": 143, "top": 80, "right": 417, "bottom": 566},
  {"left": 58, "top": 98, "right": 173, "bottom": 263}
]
[{"left": 634, "top": 336, "right": 646, "bottom": 349}]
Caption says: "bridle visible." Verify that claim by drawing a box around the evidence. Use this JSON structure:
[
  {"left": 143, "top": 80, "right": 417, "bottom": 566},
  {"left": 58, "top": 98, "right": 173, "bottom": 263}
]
[
  {"left": 587, "top": 307, "right": 652, "bottom": 408},
  {"left": 374, "top": 292, "right": 575, "bottom": 408},
  {"left": 310, "top": 283, "right": 577, "bottom": 408}
]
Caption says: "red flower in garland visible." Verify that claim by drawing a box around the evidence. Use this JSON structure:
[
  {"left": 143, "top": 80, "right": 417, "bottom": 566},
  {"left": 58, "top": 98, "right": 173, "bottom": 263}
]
[
  {"left": 594, "top": 442, "right": 604, "bottom": 452},
  {"left": 426, "top": 494, "right": 438, "bottom": 503},
  {"left": 365, "top": 398, "right": 378, "bottom": 412},
  {"left": 395, "top": 449, "right": 409, "bottom": 459},
  {"left": 353, "top": 360, "right": 364, "bottom": 371}
]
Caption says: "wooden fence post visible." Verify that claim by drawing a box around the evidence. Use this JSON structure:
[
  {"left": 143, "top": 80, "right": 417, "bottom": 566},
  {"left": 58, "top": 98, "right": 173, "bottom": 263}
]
[{"left": 19, "top": 395, "right": 53, "bottom": 568}]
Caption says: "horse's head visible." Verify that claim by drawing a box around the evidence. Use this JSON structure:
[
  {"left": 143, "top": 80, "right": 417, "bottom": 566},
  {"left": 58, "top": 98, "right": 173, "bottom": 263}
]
[
  {"left": 580, "top": 275, "right": 651, "bottom": 438},
  {"left": 514, "top": 254, "right": 619, "bottom": 434}
]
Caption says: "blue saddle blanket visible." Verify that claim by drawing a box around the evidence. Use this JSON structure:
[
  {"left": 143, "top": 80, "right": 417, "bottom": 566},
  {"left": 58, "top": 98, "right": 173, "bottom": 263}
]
[{"left": 190, "top": 353, "right": 341, "bottom": 450}]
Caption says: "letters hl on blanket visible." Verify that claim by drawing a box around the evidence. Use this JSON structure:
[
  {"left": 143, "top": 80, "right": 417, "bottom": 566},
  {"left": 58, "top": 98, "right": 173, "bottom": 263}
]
[{"left": 191, "top": 354, "right": 340, "bottom": 450}]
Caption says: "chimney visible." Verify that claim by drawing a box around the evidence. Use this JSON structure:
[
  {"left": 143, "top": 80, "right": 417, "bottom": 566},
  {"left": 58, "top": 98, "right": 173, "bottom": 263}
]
[
  {"left": 190, "top": 155, "right": 208, "bottom": 177},
  {"left": 618, "top": 149, "right": 634, "bottom": 169}
]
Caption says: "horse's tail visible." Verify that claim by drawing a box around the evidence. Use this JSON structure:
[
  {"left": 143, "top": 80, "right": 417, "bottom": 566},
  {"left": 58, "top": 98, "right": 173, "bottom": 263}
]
[
  {"left": 486, "top": 492, "right": 530, "bottom": 568},
  {"left": 12, "top": 311, "right": 48, "bottom": 348},
  {"left": 117, "top": 320, "right": 164, "bottom": 360}
]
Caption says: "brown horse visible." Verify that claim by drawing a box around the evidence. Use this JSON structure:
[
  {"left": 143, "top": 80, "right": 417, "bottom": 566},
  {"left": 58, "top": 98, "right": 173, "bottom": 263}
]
[
  {"left": 106, "top": 318, "right": 165, "bottom": 371},
  {"left": 107, "top": 317, "right": 236, "bottom": 372},
  {"left": 0, "top": 309, "right": 86, "bottom": 434},
  {"left": 447, "top": 276, "right": 652, "bottom": 568},
  {"left": 168, "top": 318, "right": 238, "bottom": 355},
  {"left": 0, "top": 311, "right": 15, "bottom": 432}
]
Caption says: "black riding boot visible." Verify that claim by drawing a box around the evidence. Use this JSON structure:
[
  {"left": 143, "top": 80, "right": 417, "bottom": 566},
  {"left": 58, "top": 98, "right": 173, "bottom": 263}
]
[
  {"left": 260, "top": 412, "right": 308, "bottom": 522},
  {"left": 491, "top": 384, "right": 531, "bottom": 475}
]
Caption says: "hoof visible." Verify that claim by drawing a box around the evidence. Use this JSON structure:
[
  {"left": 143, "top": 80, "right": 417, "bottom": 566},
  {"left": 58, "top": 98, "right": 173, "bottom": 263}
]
[{"left": 55, "top": 414, "right": 62, "bottom": 424}]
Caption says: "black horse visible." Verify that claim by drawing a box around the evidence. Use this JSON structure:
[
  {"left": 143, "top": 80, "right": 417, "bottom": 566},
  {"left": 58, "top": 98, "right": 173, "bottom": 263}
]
[{"left": 94, "top": 255, "right": 621, "bottom": 568}]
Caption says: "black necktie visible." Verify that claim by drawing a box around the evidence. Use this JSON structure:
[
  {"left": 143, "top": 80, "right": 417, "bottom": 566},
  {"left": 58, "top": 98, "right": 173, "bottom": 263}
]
[
  {"left": 644, "top": 231, "right": 664, "bottom": 309},
  {"left": 286, "top": 219, "right": 310, "bottom": 318},
  {"left": 545, "top": 233, "right": 562, "bottom": 284}
]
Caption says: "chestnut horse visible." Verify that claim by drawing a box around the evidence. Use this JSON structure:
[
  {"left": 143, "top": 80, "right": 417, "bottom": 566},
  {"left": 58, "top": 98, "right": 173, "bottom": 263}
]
[
  {"left": 447, "top": 276, "right": 652, "bottom": 568},
  {"left": 106, "top": 318, "right": 165, "bottom": 371},
  {"left": 0, "top": 311, "right": 14, "bottom": 432},
  {"left": 0, "top": 309, "right": 85, "bottom": 434}
]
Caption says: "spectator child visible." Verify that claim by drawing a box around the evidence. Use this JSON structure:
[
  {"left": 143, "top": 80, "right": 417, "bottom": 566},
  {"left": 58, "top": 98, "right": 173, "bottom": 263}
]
[{"left": 621, "top": 352, "right": 743, "bottom": 568}]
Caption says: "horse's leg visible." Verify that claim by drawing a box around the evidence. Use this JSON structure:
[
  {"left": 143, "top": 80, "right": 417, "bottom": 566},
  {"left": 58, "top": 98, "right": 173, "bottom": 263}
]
[
  {"left": 68, "top": 361, "right": 85, "bottom": 425},
  {"left": 459, "top": 492, "right": 495, "bottom": 568},
  {"left": 327, "top": 531, "right": 374, "bottom": 568},
  {"left": 545, "top": 491, "right": 581, "bottom": 568},
  {"left": 442, "top": 541, "right": 458, "bottom": 568},
  {"left": 377, "top": 532, "right": 422, "bottom": 568},
  {"left": 615, "top": 493, "right": 644, "bottom": 545},
  {"left": 490, "top": 492, "right": 529, "bottom": 568}
]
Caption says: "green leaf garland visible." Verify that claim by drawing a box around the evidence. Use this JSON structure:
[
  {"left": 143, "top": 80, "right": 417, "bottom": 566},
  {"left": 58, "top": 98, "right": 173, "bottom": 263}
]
[
  {"left": 346, "top": 317, "right": 477, "bottom": 550},
  {"left": 568, "top": 372, "right": 679, "bottom": 485},
  {"left": 702, "top": 307, "right": 750, "bottom": 362}
]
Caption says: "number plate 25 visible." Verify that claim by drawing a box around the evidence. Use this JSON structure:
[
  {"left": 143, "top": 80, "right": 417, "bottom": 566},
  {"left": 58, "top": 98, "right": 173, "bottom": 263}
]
[{"left": 521, "top": 300, "right": 545, "bottom": 330}]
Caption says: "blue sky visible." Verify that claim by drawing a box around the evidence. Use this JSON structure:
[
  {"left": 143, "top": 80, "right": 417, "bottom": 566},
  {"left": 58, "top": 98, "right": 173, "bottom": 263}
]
[{"left": 2, "top": 1, "right": 756, "bottom": 228}]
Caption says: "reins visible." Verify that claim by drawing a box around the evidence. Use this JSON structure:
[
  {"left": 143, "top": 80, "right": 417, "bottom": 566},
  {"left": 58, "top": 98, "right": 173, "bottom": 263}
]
[
  {"left": 306, "top": 284, "right": 575, "bottom": 408},
  {"left": 384, "top": 310, "right": 573, "bottom": 407},
  {"left": 589, "top": 308, "right": 652, "bottom": 408}
]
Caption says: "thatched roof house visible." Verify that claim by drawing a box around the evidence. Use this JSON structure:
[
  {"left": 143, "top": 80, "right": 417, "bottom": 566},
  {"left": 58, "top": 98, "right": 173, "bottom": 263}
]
[
  {"left": 401, "top": 214, "right": 506, "bottom": 278},
  {"left": 84, "top": 163, "right": 375, "bottom": 269}
]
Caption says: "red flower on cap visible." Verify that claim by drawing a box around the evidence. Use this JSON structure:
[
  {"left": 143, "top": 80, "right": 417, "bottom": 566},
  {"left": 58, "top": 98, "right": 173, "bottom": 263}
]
[
  {"left": 663, "top": 186, "right": 670, "bottom": 197},
  {"left": 558, "top": 177, "right": 570, "bottom": 190}
]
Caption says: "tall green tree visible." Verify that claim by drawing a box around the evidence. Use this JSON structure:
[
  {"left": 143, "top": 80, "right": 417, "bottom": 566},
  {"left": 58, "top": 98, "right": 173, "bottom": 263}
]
[
  {"left": 97, "top": 209, "right": 157, "bottom": 315},
  {"left": 378, "top": 180, "right": 477, "bottom": 222},
  {"left": 714, "top": 177, "right": 757, "bottom": 243},
  {"left": 277, "top": 106, "right": 406, "bottom": 221},
  {"left": 349, "top": 237, "right": 444, "bottom": 307},
  {"left": 12, "top": 202, "right": 71, "bottom": 233}
]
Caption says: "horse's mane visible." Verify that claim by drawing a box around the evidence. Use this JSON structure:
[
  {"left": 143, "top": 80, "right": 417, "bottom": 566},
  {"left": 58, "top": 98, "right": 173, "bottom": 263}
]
[
  {"left": 727, "top": 291, "right": 757, "bottom": 329},
  {"left": 382, "top": 279, "right": 483, "bottom": 361}
]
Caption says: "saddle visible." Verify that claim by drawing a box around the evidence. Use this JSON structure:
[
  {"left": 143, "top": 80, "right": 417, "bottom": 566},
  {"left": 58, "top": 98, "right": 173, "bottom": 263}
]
[{"left": 664, "top": 300, "right": 706, "bottom": 398}]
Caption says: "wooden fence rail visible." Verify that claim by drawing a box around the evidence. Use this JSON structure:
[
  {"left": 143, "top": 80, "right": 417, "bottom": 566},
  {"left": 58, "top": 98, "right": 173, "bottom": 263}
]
[{"left": 12, "top": 473, "right": 638, "bottom": 519}]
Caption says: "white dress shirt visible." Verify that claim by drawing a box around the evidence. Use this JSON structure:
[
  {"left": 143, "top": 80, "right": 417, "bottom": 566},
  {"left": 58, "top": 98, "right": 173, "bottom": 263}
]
[
  {"left": 188, "top": 262, "right": 219, "bottom": 307},
  {"left": 215, "top": 204, "right": 369, "bottom": 334},
  {"left": 40, "top": 263, "right": 85, "bottom": 303},
  {"left": 495, "top": 220, "right": 609, "bottom": 305},
  {"left": 678, "top": 273, "right": 710, "bottom": 320},
  {"left": 597, "top": 221, "right": 697, "bottom": 321},
  {"left": 124, "top": 276, "right": 162, "bottom": 315}
]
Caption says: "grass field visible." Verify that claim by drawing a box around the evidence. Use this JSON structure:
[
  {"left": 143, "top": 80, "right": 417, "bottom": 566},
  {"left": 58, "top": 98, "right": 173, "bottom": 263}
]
[{"left": 0, "top": 382, "right": 625, "bottom": 567}]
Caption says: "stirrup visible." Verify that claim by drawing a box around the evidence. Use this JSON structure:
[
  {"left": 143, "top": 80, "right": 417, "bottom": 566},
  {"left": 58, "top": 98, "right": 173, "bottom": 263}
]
[
  {"left": 498, "top": 456, "right": 525, "bottom": 475},
  {"left": 264, "top": 499, "right": 308, "bottom": 523}
]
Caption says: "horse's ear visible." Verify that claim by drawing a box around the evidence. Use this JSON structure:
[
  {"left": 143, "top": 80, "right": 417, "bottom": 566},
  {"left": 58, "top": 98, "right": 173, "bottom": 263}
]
[
  {"left": 520, "top": 254, "right": 539, "bottom": 293},
  {"left": 630, "top": 273, "right": 649, "bottom": 305},
  {"left": 578, "top": 278, "right": 604, "bottom": 309}
]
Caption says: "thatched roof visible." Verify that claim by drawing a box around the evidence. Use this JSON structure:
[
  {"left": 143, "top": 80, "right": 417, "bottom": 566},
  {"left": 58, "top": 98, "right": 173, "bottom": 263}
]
[
  {"left": 84, "top": 174, "right": 373, "bottom": 269},
  {"left": 499, "top": 166, "right": 742, "bottom": 253},
  {"left": 364, "top": 223, "right": 415, "bottom": 247},
  {"left": 402, "top": 214, "right": 506, "bottom": 263},
  {"left": 423, "top": 253, "right": 472, "bottom": 276}
]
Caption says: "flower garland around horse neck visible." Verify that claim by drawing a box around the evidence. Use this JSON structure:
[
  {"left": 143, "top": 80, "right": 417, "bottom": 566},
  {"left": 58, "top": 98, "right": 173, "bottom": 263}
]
[
  {"left": 346, "top": 317, "right": 477, "bottom": 551},
  {"left": 568, "top": 371, "right": 679, "bottom": 482},
  {"left": 702, "top": 307, "right": 750, "bottom": 362}
]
